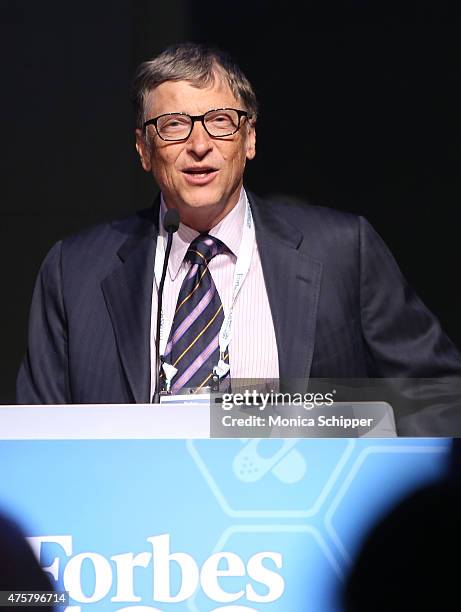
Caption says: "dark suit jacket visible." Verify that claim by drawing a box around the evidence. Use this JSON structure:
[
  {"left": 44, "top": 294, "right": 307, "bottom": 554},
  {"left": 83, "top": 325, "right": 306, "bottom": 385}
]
[{"left": 17, "top": 192, "right": 461, "bottom": 434}]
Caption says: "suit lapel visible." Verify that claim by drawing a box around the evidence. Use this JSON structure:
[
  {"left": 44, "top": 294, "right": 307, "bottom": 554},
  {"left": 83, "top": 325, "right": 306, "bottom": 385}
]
[
  {"left": 101, "top": 203, "right": 159, "bottom": 403},
  {"left": 249, "top": 193, "right": 322, "bottom": 384}
]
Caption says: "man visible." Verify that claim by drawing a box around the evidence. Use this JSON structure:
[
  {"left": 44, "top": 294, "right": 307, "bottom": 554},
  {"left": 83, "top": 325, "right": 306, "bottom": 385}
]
[
  {"left": 17, "top": 43, "right": 461, "bottom": 433},
  {"left": 342, "top": 440, "right": 461, "bottom": 611},
  {"left": 0, "top": 510, "right": 55, "bottom": 612}
]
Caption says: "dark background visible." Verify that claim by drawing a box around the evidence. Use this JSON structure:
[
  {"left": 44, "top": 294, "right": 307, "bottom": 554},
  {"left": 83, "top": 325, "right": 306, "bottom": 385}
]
[{"left": 1, "top": 0, "right": 460, "bottom": 403}]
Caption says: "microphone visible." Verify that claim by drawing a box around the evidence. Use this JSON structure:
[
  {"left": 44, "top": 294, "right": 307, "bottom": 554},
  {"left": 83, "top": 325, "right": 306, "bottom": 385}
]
[{"left": 152, "top": 208, "right": 180, "bottom": 403}]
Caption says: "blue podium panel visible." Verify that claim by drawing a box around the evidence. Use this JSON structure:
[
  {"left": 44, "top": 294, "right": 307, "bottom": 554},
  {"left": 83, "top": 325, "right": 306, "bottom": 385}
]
[{"left": 0, "top": 438, "right": 450, "bottom": 611}]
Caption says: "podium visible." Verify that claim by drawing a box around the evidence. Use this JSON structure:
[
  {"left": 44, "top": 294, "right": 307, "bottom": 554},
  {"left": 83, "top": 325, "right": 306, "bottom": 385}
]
[
  {"left": 0, "top": 402, "right": 210, "bottom": 439},
  {"left": 0, "top": 403, "right": 448, "bottom": 611},
  {"left": 0, "top": 400, "right": 396, "bottom": 439}
]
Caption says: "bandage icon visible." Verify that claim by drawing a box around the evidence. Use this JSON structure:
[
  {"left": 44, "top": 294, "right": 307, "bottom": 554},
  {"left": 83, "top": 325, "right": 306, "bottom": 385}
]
[{"left": 233, "top": 439, "right": 306, "bottom": 484}]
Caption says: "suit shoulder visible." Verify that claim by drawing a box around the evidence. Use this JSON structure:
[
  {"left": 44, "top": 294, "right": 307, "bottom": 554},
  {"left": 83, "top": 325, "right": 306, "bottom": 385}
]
[
  {"left": 61, "top": 207, "right": 155, "bottom": 252},
  {"left": 249, "top": 192, "right": 362, "bottom": 248},
  {"left": 263, "top": 193, "right": 360, "bottom": 226},
  {"left": 37, "top": 207, "right": 155, "bottom": 280}
]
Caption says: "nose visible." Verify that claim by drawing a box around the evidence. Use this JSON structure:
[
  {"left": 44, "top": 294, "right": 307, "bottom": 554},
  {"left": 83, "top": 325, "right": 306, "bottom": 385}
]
[{"left": 186, "top": 119, "right": 213, "bottom": 158}]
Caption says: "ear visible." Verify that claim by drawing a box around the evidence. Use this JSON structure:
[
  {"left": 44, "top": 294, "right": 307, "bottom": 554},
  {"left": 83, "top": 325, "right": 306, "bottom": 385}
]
[
  {"left": 135, "top": 129, "right": 152, "bottom": 172},
  {"left": 245, "top": 123, "right": 256, "bottom": 161}
]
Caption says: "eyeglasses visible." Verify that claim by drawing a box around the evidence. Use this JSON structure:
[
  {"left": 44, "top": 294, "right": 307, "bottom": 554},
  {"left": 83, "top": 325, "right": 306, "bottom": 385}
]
[{"left": 143, "top": 108, "right": 251, "bottom": 142}]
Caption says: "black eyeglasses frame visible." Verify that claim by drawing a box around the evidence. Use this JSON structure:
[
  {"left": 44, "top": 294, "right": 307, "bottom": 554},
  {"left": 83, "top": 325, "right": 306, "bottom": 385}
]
[{"left": 142, "top": 108, "right": 252, "bottom": 142}]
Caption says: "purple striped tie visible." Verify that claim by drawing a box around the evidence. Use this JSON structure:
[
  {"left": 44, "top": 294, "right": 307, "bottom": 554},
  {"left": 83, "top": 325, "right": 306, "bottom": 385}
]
[{"left": 163, "top": 234, "right": 229, "bottom": 393}]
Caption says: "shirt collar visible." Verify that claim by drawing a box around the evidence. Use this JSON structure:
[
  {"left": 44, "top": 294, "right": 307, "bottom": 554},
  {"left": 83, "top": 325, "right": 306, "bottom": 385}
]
[{"left": 159, "top": 189, "right": 246, "bottom": 281}]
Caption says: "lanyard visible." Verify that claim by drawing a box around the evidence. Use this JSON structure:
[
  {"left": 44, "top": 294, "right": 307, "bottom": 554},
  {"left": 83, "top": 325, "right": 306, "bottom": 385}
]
[
  {"left": 154, "top": 194, "right": 255, "bottom": 387},
  {"left": 215, "top": 196, "right": 254, "bottom": 376}
]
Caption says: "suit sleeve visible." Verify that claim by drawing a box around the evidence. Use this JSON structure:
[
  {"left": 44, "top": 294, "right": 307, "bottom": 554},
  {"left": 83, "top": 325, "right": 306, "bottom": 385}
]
[
  {"left": 16, "top": 241, "right": 71, "bottom": 404},
  {"left": 359, "top": 216, "right": 461, "bottom": 434}
]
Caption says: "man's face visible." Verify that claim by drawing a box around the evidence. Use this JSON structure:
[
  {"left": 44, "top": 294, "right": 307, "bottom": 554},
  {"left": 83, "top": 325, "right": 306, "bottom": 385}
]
[{"left": 135, "top": 77, "right": 256, "bottom": 230}]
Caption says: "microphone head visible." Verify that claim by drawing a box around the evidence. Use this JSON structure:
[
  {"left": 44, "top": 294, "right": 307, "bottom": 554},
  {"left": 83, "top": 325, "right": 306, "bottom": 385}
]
[{"left": 163, "top": 208, "right": 180, "bottom": 234}]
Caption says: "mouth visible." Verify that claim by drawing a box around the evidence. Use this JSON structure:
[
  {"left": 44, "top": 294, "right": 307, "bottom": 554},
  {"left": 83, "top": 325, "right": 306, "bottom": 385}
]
[{"left": 182, "top": 167, "right": 219, "bottom": 185}]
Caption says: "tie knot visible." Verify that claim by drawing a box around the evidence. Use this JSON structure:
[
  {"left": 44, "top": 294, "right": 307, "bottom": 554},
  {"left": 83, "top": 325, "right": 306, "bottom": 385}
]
[{"left": 185, "top": 234, "right": 226, "bottom": 265}]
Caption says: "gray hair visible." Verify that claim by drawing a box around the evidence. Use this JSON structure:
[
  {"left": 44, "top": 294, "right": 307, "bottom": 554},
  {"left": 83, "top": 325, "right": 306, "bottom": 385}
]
[{"left": 131, "top": 42, "right": 259, "bottom": 129}]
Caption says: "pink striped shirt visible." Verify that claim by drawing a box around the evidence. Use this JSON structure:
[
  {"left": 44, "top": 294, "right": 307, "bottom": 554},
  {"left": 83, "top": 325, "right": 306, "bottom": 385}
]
[{"left": 150, "top": 189, "right": 279, "bottom": 397}]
